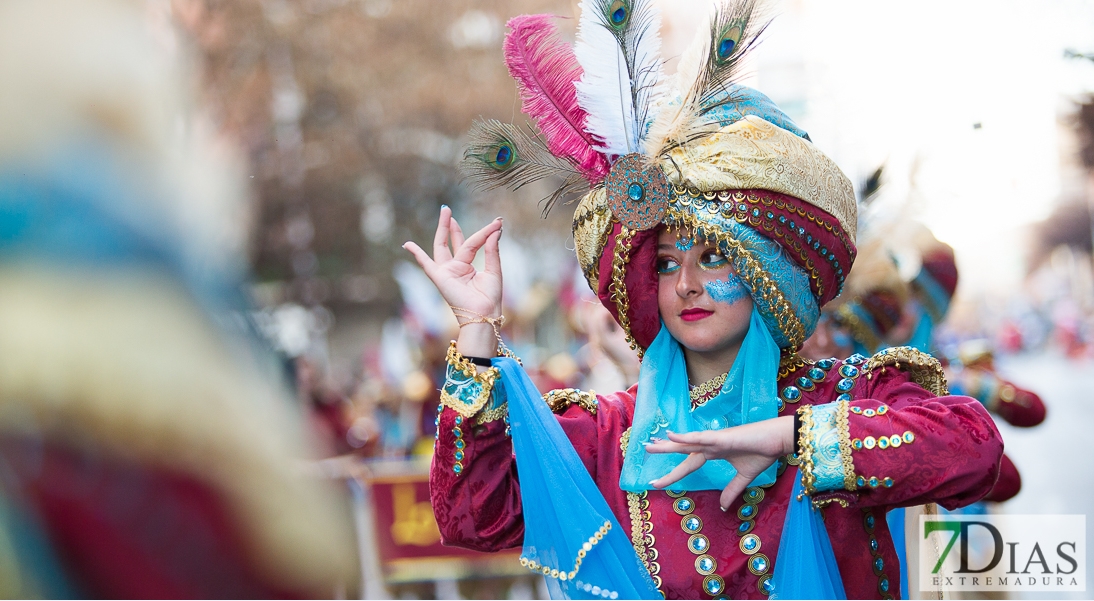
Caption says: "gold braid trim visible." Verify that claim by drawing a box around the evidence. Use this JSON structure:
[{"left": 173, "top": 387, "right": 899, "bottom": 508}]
[
  {"left": 474, "top": 404, "right": 508, "bottom": 425},
  {"left": 835, "top": 399, "right": 857, "bottom": 491},
  {"left": 608, "top": 226, "right": 642, "bottom": 357},
  {"left": 440, "top": 342, "right": 499, "bottom": 419},
  {"left": 542, "top": 388, "right": 599, "bottom": 415},
  {"left": 797, "top": 405, "right": 817, "bottom": 495},
  {"left": 834, "top": 304, "right": 881, "bottom": 355},
  {"left": 664, "top": 206, "right": 807, "bottom": 348},
  {"left": 520, "top": 522, "right": 612, "bottom": 582},
  {"left": 862, "top": 346, "right": 949, "bottom": 396}
]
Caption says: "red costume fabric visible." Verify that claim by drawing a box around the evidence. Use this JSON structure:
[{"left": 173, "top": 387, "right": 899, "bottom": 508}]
[{"left": 430, "top": 356, "right": 1002, "bottom": 600}]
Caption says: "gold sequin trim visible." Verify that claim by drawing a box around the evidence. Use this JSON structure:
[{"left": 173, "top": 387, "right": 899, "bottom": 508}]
[
  {"left": 663, "top": 206, "right": 807, "bottom": 348},
  {"left": 690, "top": 372, "right": 728, "bottom": 407},
  {"left": 542, "top": 388, "right": 599, "bottom": 415},
  {"left": 835, "top": 400, "right": 857, "bottom": 491},
  {"left": 520, "top": 521, "right": 612, "bottom": 583},
  {"left": 572, "top": 188, "right": 612, "bottom": 290},
  {"left": 608, "top": 226, "right": 642, "bottom": 357},
  {"left": 797, "top": 405, "right": 817, "bottom": 495},
  {"left": 474, "top": 404, "right": 508, "bottom": 425},
  {"left": 779, "top": 351, "right": 809, "bottom": 379},
  {"left": 440, "top": 342, "right": 499, "bottom": 419},
  {"left": 620, "top": 427, "right": 631, "bottom": 458},
  {"left": 862, "top": 346, "right": 949, "bottom": 395}
]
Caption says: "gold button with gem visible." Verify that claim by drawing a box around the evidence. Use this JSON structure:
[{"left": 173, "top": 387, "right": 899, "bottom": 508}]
[
  {"left": 739, "top": 533, "right": 761, "bottom": 555},
  {"left": 673, "top": 496, "right": 696, "bottom": 515},
  {"left": 863, "top": 436, "right": 876, "bottom": 449},
  {"left": 890, "top": 434, "right": 901, "bottom": 447},
  {"left": 681, "top": 515, "right": 703, "bottom": 534},
  {"left": 902, "top": 431, "right": 915, "bottom": 444},
  {"left": 695, "top": 554, "right": 717, "bottom": 575}
]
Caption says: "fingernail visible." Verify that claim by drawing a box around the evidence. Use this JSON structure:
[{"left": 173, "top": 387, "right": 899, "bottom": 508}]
[
  {"left": 649, "top": 437, "right": 663, "bottom": 443},
  {"left": 720, "top": 506, "right": 727, "bottom": 512},
  {"left": 441, "top": 204, "right": 448, "bottom": 209}
]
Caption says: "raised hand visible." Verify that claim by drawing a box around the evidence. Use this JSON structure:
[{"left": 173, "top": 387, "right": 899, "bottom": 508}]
[
  {"left": 403, "top": 206, "right": 504, "bottom": 358},
  {"left": 644, "top": 415, "right": 795, "bottom": 510}
]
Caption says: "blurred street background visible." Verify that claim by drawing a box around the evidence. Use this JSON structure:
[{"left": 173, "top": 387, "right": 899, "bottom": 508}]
[{"left": 2, "top": 0, "right": 1094, "bottom": 598}]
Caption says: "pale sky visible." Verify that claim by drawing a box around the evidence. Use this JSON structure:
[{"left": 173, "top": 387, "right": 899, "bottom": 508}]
[{"left": 658, "top": 0, "right": 1094, "bottom": 298}]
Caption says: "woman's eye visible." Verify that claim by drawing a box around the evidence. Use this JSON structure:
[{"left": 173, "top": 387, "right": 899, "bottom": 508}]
[
  {"left": 699, "top": 250, "right": 729, "bottom": 269},
  {"left": 656, "top": 257, "right": 680, "bottom": 274}
]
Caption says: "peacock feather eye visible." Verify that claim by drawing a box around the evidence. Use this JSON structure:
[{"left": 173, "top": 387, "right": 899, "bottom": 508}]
[
  {"left": 716, "top": 25, "right": 742, "bottom": 63},
  {"left": 607, "top": 0, "right": 629, "bottom": 28},
  {"left": 493, "top": 144, "right": 514, "bottom": 168}
]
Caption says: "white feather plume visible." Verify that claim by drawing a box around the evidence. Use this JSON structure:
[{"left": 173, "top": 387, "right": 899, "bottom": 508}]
[{"left": 574, "top": 0, "right": 666, "bottom": 158}]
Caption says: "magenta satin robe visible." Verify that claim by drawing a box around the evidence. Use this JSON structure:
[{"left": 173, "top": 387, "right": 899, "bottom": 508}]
[{"left": 430, "top": 354, "right": 1003, "bottom": 599}]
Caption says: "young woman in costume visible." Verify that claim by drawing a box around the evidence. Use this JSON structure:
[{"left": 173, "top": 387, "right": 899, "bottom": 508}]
[{"left": 406, "top": 2, "right": 1003, "bottom": 598}]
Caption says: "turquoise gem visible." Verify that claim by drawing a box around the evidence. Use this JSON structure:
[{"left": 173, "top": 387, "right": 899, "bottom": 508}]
[
  {"left": 848, "top": 354, "right": 866, "bottom": 364},
  {"left": 874, "top": 557, "right": 885, "bottom": 571},
  {"left": 706, "top": 577, "right": 724, "bottom": 595},
  {"left": 880, "top": 577, "right": 890, "bottom": 592},
  {"left": 750, "top": 556, "right": 768, "bottom": 573},
  {"left": 455, "top": 439, "right": 465, "bottom": 449},
  {"left": 870, "top": 537, "right": 879, "bottom": 552},
  {"left": 691, "top": 536, "right": 709, "bottom": 552},
  {"left": 836, "top": 393, "right": 852, "bottom": 401},
  {"left": 808, "top": 367, "right": 826, "bottom": 381},
  {"left": 742, "top": 535, "right": 758, "bottom": 551},
  {"left": 740, "top": 504, "right": 755, "bottom": 518},
  {"left": 781, "top": 386, "right": 801, "bottom": 401},
  {"left": 675, "top": 498, "right": 693, "bottom": 512},
  {"left": 685, "top": 517, "right": 701, "bottom": 532},
  {"left": 762, "top": 578, "right": 775, "bottom": 594},
  {"left": 816, "top": 358, "right": 835, "bottom": 369},
  {"left": 455, "top": 416, "right": 463, "bottom": 425},
  {"left": 796, "top": 377, "right": 816, "bottom": 391},
  {"left": 453, "top": 463, "right": 463, "bottom": 474},
  {"left": 857, "top": 476, "right": 866, "bottom": 487},
  {"left": 698, "top": 557, "right": 715, "bottom": 572},
  {"left": 836, "top": 378, "right": 854, "bottom": 392},
  {"left": 627, "top": 182, "right": 644, "bottom": 201},
  {"left": 866, "top": 515, "right": 876, "bottom": 529},
  {"left": 738, "top": 521, "right": 752, "bottom": 534},
  {"left": 454, "top": 450, "right": 464, "bottom": 461},
  {"left": 452, "top": 427, "right": 463, "bottom": 437},
  {"left": 839, "top": 364, "right": 860, "bottom": 378}
]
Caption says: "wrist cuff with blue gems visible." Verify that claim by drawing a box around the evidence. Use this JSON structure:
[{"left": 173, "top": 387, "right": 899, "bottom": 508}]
[
  {"left": 440, "top": 341, "right": 500, "bottom": 419},
  {"left": 798, "top": 401, "right": 856, "bottom": 494}
]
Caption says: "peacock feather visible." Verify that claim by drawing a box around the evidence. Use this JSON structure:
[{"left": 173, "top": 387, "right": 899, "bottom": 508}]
[
  {"left": 459, "top": 119, "right": 589, "bottom": 215},
  {"left": 645, "top": 0, "right": 770, "bottom": 158}
]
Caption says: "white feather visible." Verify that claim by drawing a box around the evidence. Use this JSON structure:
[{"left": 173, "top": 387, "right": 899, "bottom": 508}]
[{"left": 574, "top": 0, "right": 666, "bottom": 158}]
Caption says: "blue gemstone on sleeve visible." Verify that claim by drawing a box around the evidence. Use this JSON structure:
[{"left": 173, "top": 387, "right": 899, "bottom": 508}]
[
  {"left": 750, "top": 556, "right": 768, "bottom": 572},
  {"left": 839, "top": 364, "right": 860, "bottom": 378},
  {"left": 880, "top": 577, "right": 890, "bottom": 592},
  {"left": 836, "top": 393, "right": 852, "bottom": 401},
  {"left": 836, "top": 378, "right": 854, "bottom": 392},
  {"left": 740, "top": 504, "right": 755, "bottom": 518},
  {"left": 874, "top": 557, "right": 884, "bottom": 571},
  {"left": 808, "top": 367, "right": 826, "bottom": 381}
]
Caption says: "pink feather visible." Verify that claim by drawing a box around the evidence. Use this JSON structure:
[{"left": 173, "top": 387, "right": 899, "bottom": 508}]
[{"left": 504, "top": 14, "right": 610, "bottom": 184}]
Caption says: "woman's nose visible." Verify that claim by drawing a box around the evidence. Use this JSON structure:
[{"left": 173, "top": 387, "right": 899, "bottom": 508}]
[{"left": 676, "top": 263, "right": 702, "bottom": 298}]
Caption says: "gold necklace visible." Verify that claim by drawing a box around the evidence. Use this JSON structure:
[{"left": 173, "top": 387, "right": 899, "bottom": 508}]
[{"left": 689, "top": 372, "right": 728, "bottom": 407}]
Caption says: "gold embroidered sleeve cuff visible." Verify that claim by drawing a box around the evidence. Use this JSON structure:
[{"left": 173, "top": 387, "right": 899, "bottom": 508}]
[
  {"left": 440, "top": 342, "right": 501, "bottom": 419},
  {"left": 798, "top": 401, "right": 855, "bottom": 494}
]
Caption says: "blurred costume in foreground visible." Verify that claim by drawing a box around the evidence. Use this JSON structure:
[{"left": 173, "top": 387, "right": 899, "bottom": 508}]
[
  {"left": 0, "top": 2, "right": 356, "bottom": 597},
  {"left": 433, "top": 1, "right": 1001, "bottom": 599}
]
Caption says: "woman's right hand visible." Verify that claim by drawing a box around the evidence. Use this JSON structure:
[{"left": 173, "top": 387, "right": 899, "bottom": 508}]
[{"left": 403, "top": 206, "right": 504, "bottom": 358}]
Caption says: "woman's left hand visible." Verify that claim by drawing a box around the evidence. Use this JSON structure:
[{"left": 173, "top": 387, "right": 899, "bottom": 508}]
[{"left": 644, "top": 415, "right": 796, "bottom": 511}]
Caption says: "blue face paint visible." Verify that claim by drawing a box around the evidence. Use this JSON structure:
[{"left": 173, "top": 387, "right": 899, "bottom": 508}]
[{"left": 705, "top": 274, "right": 749, "bottom": 305}]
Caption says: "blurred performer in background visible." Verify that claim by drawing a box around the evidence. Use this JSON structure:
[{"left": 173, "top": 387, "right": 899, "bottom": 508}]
[
  {"left": 406, "top": 2, "right": 1003, "bottom": 598},
  {"left": 0, "top": 1, "right": 356, "bottom": 597}
]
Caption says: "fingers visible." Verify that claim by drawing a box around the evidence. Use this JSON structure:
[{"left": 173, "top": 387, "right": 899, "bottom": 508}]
[
  {"left": 433, "top": 206, "right": 453, "bottom": 262},
  {"left": 649, "top": 452, "right": 706, "bottom": 490},
  {"left": 719, "top": 472, "right": 753, "bottom": 512},
  {"left": 450, "top": 216, "right": 466, "bottom": 249},
  {"left": 402, "top": 241, "right": 437, "bottom": 276},
  {"left": 483, "top": 228, "right": 502, "bottom": 276},
  {"left": 453, "top": 217, "right": 503, "bottom": 264},
  {"left": 644, "top": 439, "right": 705, "bottom": 455}
]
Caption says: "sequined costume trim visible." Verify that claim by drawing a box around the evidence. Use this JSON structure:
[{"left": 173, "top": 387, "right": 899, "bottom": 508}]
[
  {"left": 520, "top": 522, "right": 613, "bottom": 585},
  {"left": 609, "top": 226, "right": 641, "bottom": 357},
  {"left": 835, "top": 400, "right": 857, "bottom": 490},
  {"left": 573, "top": 187, "right": 612, "bottom": 290},
  {"left": 797, "top": 405, "right": 817, "bottom": 494},
  {"left": 862, "top": 347, "right": 949, "bottom": 395},
  {"left": 543, "top": 388, "right": 599, "bottom": 415},
  {"left": 439, "top": 342, "right": 499, "bottom": 419}
]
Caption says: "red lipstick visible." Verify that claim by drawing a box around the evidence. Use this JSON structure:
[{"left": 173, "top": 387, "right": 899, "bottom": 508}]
[{"left": 679, "top": 308, "right": 714, "bottom": 322}]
